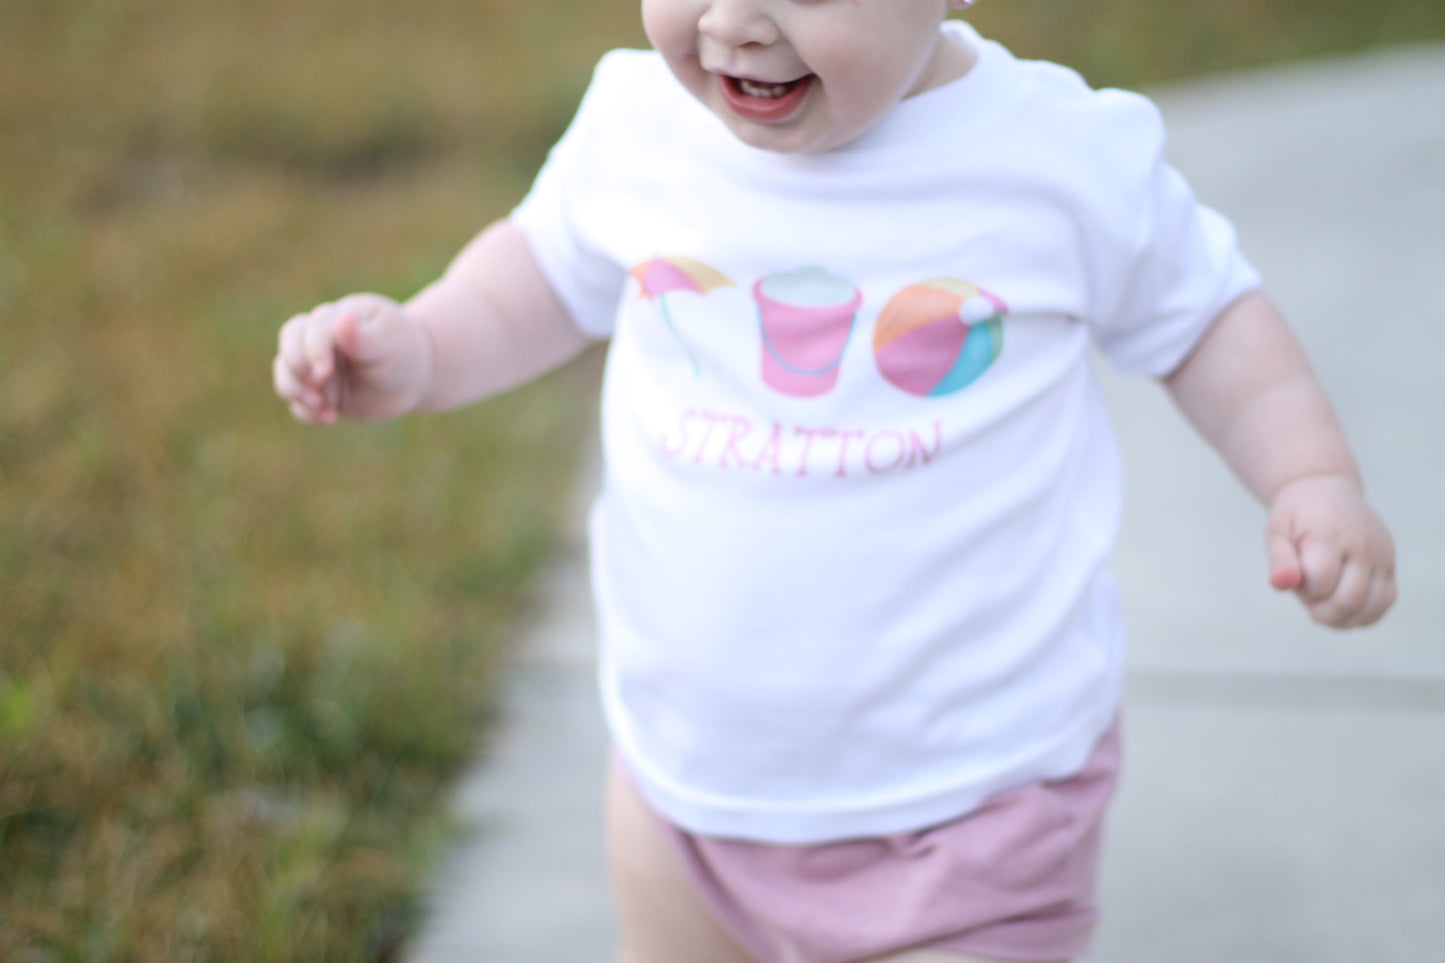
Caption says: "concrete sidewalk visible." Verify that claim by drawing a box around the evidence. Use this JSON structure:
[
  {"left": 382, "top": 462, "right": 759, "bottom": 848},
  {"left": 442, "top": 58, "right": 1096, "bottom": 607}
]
[{"left": 406, "top": 45, "right": 1445, "bottom": 963}]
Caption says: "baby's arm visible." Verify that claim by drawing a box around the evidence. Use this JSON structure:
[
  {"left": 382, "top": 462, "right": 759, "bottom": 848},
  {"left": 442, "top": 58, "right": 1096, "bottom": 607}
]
[
  {"left": 1162, "top": 291, "right": 1395, "bottom": 628},
  {"left": 273, "top": 220, "right": 591, "bottom": 424}
]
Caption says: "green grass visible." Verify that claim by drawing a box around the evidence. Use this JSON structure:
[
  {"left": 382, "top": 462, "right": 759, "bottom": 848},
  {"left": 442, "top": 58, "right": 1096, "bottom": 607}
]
[
  {"left": 2, "top": 0, "right": 1441, "bottom": 959},
  {"left": 967, "top": 0, "right": 1443, "bottom": 88}
]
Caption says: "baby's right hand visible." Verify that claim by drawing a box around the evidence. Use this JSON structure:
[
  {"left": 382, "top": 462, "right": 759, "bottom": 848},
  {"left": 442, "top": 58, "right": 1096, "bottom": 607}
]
[{"left": 273, "top": 293, "right": 434, "bottom": 424}]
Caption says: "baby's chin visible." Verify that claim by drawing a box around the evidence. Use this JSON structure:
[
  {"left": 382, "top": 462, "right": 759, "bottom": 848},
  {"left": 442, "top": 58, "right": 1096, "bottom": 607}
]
[
  {"left": 672, "top": 68, "right": 867, "bottom": 154},
  {"left": 726, "top": 124, "right": 825, "bottom": 154},
  {"left": 707, "top": 105, "right": 865, "bottom": 156}
]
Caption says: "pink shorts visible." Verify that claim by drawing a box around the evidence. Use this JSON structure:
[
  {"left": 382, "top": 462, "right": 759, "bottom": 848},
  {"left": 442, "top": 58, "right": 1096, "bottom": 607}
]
[{"left": 629, "top": 720, "right": 1121, "bottom": 963}]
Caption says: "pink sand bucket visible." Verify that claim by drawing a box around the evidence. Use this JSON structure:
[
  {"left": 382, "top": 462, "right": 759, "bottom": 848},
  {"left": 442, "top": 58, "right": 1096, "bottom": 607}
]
[{"left": 753, "top": 268, "right": 863, "bottom": 398}]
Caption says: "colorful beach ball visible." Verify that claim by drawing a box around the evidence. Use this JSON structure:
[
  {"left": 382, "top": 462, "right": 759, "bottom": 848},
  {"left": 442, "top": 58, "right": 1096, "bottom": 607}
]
[{"left": 872, "top": 278, "right": 1007, "bottom": 397}]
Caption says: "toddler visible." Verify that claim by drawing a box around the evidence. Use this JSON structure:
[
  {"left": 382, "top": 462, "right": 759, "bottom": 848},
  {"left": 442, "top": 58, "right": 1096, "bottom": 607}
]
[{"left": 272, "top": 2, "right": 1396, "bottom": 961}]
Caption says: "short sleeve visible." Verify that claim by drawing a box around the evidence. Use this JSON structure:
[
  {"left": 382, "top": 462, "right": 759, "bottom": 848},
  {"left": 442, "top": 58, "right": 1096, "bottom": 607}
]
[
  {"left": 510, "top": 56, "right": 632, "bottom": 339},
  {"left": 1087, "top": 101, "right": 1261, "bottom": 377}
]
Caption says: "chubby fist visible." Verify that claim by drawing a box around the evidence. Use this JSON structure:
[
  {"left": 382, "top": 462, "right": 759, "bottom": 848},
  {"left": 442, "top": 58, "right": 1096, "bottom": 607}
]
[
  {"left": 1265, "top": 474, "right": 1396, "bottom": 629},
  {"left": 273, "top": 293, "right": 434, "bottom": 424}
]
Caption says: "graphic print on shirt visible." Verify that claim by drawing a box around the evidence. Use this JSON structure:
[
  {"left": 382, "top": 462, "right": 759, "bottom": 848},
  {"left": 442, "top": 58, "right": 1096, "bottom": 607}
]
[
  {"left": 627, "top": 259, "right": 1007, "bottom": 402},
  {"left": 753, "top": 266, "right": 863, "bottom": 398},
  {"left": 873, "top": 279, "right": 1008, "bottom": 397},
  {"left": 630, "top": 256, "right": 737, "bottom": 378}
]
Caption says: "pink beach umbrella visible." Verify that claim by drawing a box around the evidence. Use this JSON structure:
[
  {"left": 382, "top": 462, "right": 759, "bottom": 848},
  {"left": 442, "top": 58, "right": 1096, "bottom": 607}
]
[{"left": 630, "top": 256, "right": 735, "bottom": 377}]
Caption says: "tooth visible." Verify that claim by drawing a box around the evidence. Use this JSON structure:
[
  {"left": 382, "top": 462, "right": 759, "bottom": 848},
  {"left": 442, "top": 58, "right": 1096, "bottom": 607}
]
[{"left": 741, "top": 79, "right": 789, "bottom": 98}]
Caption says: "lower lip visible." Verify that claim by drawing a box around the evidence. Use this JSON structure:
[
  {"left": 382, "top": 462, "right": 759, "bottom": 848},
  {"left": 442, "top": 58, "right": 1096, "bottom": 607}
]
[{"left": 717, "top": 75, "right": 814, "bottom": 123}]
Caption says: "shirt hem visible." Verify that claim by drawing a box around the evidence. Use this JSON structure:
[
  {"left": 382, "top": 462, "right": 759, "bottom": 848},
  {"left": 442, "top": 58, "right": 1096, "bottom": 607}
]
[{"left": 609, "top": 693, "right": 1121, "bottom": 844}]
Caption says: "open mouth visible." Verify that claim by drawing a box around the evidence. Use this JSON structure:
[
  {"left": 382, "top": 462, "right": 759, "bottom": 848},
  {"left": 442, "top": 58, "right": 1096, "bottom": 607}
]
[
  {"left": 735, "top": 77, "right": 801, "bottom": 99},
  {"left": 718, "top": 73, "right": 814, "bottom": 122}
]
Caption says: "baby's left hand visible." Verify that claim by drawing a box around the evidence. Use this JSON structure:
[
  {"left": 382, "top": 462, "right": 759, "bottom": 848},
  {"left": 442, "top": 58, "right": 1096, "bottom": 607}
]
[{"left": 1265, "top": 474, "right": 1396, "bottom": 628}]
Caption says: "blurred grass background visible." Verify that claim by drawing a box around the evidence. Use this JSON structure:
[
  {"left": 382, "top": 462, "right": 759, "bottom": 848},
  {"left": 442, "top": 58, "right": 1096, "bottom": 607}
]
[{"left": 1, "top": 0, "right": 1440, "bottom": 959}]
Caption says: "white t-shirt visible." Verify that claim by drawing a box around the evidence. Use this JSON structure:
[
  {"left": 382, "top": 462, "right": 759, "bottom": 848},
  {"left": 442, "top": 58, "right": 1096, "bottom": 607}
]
[{"left": 513, "top": 21, "right": 1259, "bottom": 843}]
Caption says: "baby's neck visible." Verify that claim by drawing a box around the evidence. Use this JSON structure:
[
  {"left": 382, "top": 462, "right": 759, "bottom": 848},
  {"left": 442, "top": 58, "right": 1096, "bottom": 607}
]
[{"left": 908, "top": 29, "right": 978, "bottom": 100}]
